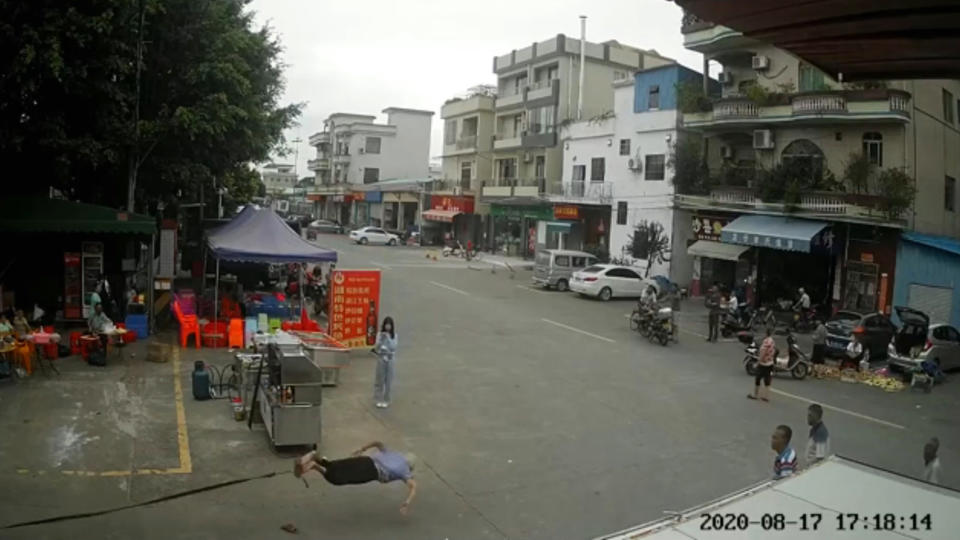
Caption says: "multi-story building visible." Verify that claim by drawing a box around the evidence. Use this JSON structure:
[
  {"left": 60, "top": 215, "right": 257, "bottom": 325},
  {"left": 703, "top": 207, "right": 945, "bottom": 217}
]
[
  {"left": 307, "top": 108, "right": 433, "bottom": 227},
  {"left": 558, "top": 64, "right": 711, "bottom": 276},
  {"left": 673, "top": 13, "right": 960, "bottom": 317},
  {"left": 482, "top": 34, "right": 674, "bottom": 258},
  {"left": 260, "top": 163, "right": 298, "bottom": 195}
]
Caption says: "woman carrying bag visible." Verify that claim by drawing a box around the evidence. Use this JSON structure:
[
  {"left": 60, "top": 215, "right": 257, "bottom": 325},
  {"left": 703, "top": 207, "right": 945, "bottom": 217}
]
[{"left": 372, "top": 317, "right": 398, "bottom": 409}]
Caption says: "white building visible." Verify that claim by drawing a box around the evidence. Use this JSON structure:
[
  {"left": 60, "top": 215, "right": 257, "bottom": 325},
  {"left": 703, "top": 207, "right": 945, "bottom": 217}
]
[
  {"left": 260, "top": 163, "right": 298, "bottom": 195},
  {"left": 307, "top": 108, "right": 434, "bottom": 225},
  {"left": 560, "top": 64, "right": 710, "bottom": 277}
]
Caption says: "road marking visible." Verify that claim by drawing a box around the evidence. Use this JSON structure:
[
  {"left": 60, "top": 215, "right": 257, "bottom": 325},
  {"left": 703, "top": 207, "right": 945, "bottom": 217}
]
[
  {"left": 429, "top": 281, "right": 470, "bottom": 296},
  {"left": 770, "top": 388, "right": 906, "bottom": 430},
  {"left": 517, "top": 284, "right": 550, "bottom": 293},
  {"left": 541, "top": 318, "right": 616, "bottom": 343},
  {"left": 369, "top": 261, "right": 393, "bottom": 269}
]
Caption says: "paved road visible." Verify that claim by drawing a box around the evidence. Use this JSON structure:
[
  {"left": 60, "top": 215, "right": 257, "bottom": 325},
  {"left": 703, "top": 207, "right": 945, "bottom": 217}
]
[{"left": 2, "top": 233, "right": 958, "bottom": 540}]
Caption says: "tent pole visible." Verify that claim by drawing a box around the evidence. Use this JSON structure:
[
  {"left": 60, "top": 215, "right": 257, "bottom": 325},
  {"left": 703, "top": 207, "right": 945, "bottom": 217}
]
[
  {"left": 201, "top": 244, "right": 207, "bottom": 290},
  {"left": 148, "top": 233, "right": 155, "bottom": 335},
  {"left": 299, "top": 264, "right": 305, "bottom": 320},
  {"left": 214, "top": 258, "right": 220, "bottom": 323}
]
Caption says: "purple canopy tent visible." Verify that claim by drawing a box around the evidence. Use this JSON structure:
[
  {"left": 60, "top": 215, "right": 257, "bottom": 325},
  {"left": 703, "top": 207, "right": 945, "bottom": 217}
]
[{"left": 205, "top": 207, "right": 337, "bottom": 322}]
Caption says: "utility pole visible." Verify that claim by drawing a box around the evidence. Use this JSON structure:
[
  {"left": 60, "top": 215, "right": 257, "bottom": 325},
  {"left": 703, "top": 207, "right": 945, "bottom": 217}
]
[
  {"left": 127, "top": 0, "right": 145, "bottom": 212},
  {"left": 291, "top": 137, "right": 303, "bottom": 176}
]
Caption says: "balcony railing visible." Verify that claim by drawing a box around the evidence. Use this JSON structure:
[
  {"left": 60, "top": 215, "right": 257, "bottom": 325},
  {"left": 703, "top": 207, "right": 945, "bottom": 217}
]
[
  {"left": 432, "top": 178, "right": 475, "bottom": 193},
  {"left": 685, "top": 89, "right": 911, "bottom": 126},
  {"left": 456, "top": 135, "right": 478, "bottom": 150},
  {"left": 676, "top": 188, "right": 905, "bottom": 224},
  {"left": 714, "top": 98, "right": 759, "bottom": 120},
  {"left": 308, "top": 132, "right": 331, "bottom": 146},
  {"left": 307, "top": 158, "right": 330, "bottom": 171},
  {"left": 792, "top": 93, "right": 847, "bottom": 115},
  {"left": 548, "top": 181, "right": 614, "bottom": 202}
]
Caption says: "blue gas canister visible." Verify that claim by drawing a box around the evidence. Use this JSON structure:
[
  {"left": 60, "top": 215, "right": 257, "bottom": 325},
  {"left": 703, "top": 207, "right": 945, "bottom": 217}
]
[{"left": 192, "top": 361, "right": 211, "bottom": 400}]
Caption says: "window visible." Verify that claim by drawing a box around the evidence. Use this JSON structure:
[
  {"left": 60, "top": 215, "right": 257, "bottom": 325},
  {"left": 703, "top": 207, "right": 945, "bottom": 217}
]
[
  {"left": 943, "top": 326, "right": 960, "bottom": 342},
  {"left": 617, "top": 201, "right": 628, "bottom": 225},
  {"left": 571, "top": 256, "right": 588, "bottom": 267},
  {"left": 364, "top": 137, "right": 381, "bottom": 154},
  {"left": 590, "top": 158, "right": 605, "bottom": 181},
  {"left": 648, "top": 85, "right": 660, "bottom": 110},
  {"left": 363, "top": 168, "right": 379, "bottom": 184},
  {"left": 943, "top": 89, "right": 955, "bottom": 124},
  {"left": 862, "top": 133, "right": 882, "bottom": 166},
  {"left": 529, "top": 106, "right": 555, "bottom": 134},
  {"left": 554, "top": 256, "right": 570, "bottom": 267},
  {"left": 444, "top": 120, "right": 456, "bottom": 145},
  {"left": 619, "top": 139, "right": 631, "bottom": 156},
  {"left": 497, "top": 158, "right": 517, "bottom": 182},
  {"left": 460, "top": 162, "right": 472, "bottom": 182},
  {"left": 514, "top": 73, "right": 527, "bottom": 95},
  {"left": 799, "top": 63, "right": 826, "bottom": 91},
  {"left": 608, "top": 268, "right": 640, "bottom": 279},
  {"left": 572, "top": 165, "right": 586, "bottom": 182},
  {"left": 535, "top": 155, "right": 545, "bottom": 179},
  {"left": 614, "top": 70, "right": 628, "bottom": 81},
  {"left": 645, "top": 154, "right": 665, "bottom": 180},
  {"left": 946, "top": 176, "right": 956, "bottom": 212},
  {"left": 513, "top": 115, "right": 524, "bottom": 136},
  {"left": 781, "top": 139, "right": 825, "bottom": 182}
]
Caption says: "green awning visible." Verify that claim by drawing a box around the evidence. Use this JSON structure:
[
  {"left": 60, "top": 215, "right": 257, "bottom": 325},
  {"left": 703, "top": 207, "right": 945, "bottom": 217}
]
[{"left": 0, "top": 197, "right": 156, "bottom": 235}]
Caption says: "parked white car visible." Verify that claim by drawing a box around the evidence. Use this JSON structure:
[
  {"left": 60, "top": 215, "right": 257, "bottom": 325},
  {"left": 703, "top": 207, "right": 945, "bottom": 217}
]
[
  {"left": 887, "top": 306, "right": 960, "bottom": 372},
  {"left": 569, "top": 264, "right": 658, "bottom": 301},
  {"left": 349, "top": 226, "right": 399, "bottom": 246}
]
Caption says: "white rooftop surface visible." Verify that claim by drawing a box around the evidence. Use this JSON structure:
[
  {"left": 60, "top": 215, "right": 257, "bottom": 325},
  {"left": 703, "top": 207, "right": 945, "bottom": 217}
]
[{"left": 597, "top": 456, "right": 959, "bottom": 540}]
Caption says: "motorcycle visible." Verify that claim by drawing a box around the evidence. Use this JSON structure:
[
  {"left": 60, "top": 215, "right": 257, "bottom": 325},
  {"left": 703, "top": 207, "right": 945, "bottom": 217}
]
[
  {"left": 442, "top": 241, "right": 464, "bottom": 258},
  {"left": 740, "top": 330, "right": 810, "bottom": 380},
  {"left": 305, "top": 281, "right": 327, "bottom": 316},
  {"left": 648, "top": 306, "right": 673, "bottom": 346},
  {"left": 629, "top": 303, "right": 656, "bottom": 338},
  {"left": 721, "top": 306, "right": 754, "bottom": 338},
  {"left": 791, "top": 305, "right": 819, "bottom": 333}
]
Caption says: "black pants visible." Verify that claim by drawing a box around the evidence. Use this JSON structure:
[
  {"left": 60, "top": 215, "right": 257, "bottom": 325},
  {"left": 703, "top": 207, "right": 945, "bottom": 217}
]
[
  {"left": 812, "top": 344, "right": 826, "bottom": 365},
  {"left": 319, "top": 456, "right": 379, "bottom": 486},
  {"left": 707, "top": 313, "right": 720, "bottom": 341},
  {"left": 755, "top": 364, "right": 773, "bottom": 386}
]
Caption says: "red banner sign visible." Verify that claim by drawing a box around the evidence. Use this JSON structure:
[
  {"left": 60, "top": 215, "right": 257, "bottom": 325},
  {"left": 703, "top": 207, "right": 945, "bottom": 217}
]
[
  {"left": 327, "top": 270, "right": 382, "bottom": 349},
  {"left": 553, "top": 205, "right": 580, "bottom": 220},
  {"left": 430, "top": 195, "right": 474, "bottom": 214}
]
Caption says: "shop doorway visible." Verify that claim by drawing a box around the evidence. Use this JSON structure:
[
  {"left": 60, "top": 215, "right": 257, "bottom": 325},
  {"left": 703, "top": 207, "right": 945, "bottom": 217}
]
[{"left": 757, "top": 250, "right": 832, "bottom": 307}]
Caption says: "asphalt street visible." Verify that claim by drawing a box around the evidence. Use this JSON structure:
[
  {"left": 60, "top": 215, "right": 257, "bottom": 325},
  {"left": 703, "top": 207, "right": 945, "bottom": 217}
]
[{"left": 2, "top": 232, "right": 958, "bottom": 540}]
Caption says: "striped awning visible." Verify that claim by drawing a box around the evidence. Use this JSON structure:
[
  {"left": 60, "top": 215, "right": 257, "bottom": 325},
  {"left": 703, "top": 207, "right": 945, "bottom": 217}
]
[{"left": 422, "top": 209, "right": 461, "bottom": 223}]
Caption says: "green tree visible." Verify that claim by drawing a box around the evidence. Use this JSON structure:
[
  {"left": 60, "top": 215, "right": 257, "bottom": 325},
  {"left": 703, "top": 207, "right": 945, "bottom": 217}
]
[
  {"left": 668, "top": 137, "right": 709, "bottom": 195},
  {"left": 0, "top": 0, "right": 301, "bottom": 211},
  {"left": 841, "top": 152, "right": 875, "bottom": 194},
  {"left": 874, "top": 168, "right": 916, "bottom": 220},
  {"left": 628, "top": 220, "right": 671, "bottom": 277}
]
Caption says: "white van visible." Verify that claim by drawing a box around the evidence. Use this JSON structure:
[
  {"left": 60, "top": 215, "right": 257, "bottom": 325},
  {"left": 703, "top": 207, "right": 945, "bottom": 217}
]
[{"left": 532, "top": 249, "right": 597, "bottom": 291}]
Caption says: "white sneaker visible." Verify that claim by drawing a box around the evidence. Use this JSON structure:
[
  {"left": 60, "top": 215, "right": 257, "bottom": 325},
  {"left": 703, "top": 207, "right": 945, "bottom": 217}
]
[
  {"left": 381, "top": 402, "right": 389, "bottom": 408},
  {"left": 375, "top": 402, "right": 385, "bottom": 408}
]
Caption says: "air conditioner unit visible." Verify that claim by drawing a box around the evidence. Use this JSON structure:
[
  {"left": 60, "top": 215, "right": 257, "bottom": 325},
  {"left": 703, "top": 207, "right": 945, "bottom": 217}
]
[
  {"left": 359, "top": 148, "right": 365, "bottom": 154},
  {"left": 751, "top": 55, "right": 770, "bottom": 71},
  {"left": 627, "top": 158, "right": 642, "bottom": 171},
  {"left": 753, "top": 129, "right": 775, "bottom": 150},
  {"left": 720, "top": 146, "right": 734, "bottom": 159},
  {"left": 718, "top": 72, "right": 734, "bottom": 86}
]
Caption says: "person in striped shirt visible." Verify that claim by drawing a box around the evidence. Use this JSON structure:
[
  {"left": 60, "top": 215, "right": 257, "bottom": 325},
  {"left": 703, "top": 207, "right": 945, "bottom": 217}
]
[
  {"left": 771, "top": 425, "right": 798, "bottom": 480},
  {"left": 805, "top": 404, "right": 830, "bottom": 466}
]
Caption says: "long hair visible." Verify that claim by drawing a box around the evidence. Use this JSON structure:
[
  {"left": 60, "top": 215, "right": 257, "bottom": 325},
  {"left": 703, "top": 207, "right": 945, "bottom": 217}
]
[{"left": 381, "top": 316, "right": 395, "bottom": 339}]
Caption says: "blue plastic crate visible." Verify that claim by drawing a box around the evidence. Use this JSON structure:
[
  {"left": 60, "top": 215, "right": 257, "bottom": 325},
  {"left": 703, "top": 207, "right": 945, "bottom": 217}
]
[{"left": 125, "top": 314, "right": 148, "bottom": 339}]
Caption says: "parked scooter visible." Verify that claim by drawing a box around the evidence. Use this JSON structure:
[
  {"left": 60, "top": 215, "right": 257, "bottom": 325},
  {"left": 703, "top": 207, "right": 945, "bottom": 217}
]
[
  {"left": 721, "top": 306, "right": 754, "bottom": 337},
  {"left": 740, "top": 330, "right": 810, "bottom": 380},
  {"left": 442, "top": 241, "right": 464, "bottom": 258}
]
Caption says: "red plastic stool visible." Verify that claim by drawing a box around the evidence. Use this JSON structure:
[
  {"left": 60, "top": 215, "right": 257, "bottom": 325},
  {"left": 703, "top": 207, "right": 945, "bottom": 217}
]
[
  {"left": 79, "top": 336, "right": 99, "bottom": 360},
  {"left": 70, "top": 331, "right": 83, "bottom": 355}
]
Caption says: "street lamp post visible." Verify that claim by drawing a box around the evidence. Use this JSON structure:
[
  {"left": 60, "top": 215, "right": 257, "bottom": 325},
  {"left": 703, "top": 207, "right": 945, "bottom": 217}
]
[{"left": 217, "top": 186, "right": 228, "bottom": 218}]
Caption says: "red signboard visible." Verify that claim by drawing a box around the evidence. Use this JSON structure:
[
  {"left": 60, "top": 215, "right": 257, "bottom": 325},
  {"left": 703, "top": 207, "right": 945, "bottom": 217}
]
[
  {"left": 327, "top": 270, "right": 382, "bottom": 349},
  {"left": 553, "top": 205, "right": 580, "bottom": 220},
  {"left": 430, "top": 195, "right": 474, "bottom": 214}
]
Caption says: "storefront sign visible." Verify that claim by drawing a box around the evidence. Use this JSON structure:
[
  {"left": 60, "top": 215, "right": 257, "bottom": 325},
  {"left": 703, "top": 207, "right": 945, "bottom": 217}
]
[
  {"left": 353, "top": 191, "right": 366, "bottom": 201},
  {"left": 332, "top": 195, "right": 344, "bottom": 202},
  {"left": 810, "top": 228, "right": 838, "bottom": 254},
  {"left": 553, "top": 205, "right": 580, "bottom": 220},
  {"left": 306, "top": 194, "right": 324, "bottom": 202},
  {"left": 430, "top": 195, "right": 475, "bottom": 214},
  {"left": 860, "top": 252, "right": 874, "bottom": 263},
  {"left": 327, "top": 270, "right": 382, "bottom": 349},
  {"left": 365, "top": 191, "right": 382, "bottom": 203},
  {"left": 692, "top": 215, "right": 728, "bottom": 241},
  {"left": 490, "top": 204, "right": 554, "bottom": 221}
]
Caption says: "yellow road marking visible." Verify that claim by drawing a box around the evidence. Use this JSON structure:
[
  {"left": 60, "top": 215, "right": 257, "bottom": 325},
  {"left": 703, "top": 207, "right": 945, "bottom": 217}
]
[{"left": 14, "top": 342, "right": 192, "bottom": 477}]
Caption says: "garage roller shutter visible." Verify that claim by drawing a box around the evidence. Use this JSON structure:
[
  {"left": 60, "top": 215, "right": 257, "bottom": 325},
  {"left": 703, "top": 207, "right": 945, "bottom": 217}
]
[{"left": 907, "top": 284, "right": 953, "bottom": 324}]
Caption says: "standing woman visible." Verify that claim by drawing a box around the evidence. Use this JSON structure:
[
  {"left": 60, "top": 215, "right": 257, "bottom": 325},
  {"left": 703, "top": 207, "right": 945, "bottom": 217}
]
[{"left": 373, "top": 316, "right": 398, "bottom": 408}]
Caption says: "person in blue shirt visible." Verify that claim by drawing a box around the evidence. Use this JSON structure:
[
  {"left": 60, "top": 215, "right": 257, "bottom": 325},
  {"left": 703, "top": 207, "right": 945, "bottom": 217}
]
[{"left": 294, "top": 441, "right": 417, "bottom": 514}]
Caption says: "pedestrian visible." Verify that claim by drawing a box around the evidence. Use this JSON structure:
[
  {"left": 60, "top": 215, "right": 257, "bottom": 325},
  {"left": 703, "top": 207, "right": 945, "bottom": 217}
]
[
  {"left": 771, "top": 424, "right": 797, "bottom": 480},
  {"left": 706, "top": 284, "right": 722, "bottom": 342},
  {"left": 811, "top": 321, "right": 827, "bottom": 377},
  {"left": 748, "top": 327, "right": 776, "bottom": 402},
  {"left": 805, "top": 404, "right": 830, "bottom": 466},
  {"left": 922, "top": 437, "right": 941, "bottom": 484},
  {"left": 373, "top": 316, "right": 398, "bottom": 408},
  {"left": 294, "top": 441, "right": 417, "bottom": 515}
]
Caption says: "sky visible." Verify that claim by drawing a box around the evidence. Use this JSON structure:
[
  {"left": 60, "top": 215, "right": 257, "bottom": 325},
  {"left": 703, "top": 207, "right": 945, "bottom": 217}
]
[{"left": 248, "top": 0, "right": 702, "bottom": 178}]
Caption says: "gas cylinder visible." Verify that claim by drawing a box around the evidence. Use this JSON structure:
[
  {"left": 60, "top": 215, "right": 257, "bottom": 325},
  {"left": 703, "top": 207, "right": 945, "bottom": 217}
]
[{"left": 192, "top": 361, "right": 211, "bottom": 400}]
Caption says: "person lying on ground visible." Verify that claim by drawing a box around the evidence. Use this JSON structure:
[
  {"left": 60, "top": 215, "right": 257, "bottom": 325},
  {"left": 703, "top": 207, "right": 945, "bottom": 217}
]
[{"left": 294, "top": 441, "right": 417, "bottom": 515}]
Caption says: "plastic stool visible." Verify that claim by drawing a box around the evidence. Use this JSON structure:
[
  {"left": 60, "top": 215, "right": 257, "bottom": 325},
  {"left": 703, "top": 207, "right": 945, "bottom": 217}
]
[
  {"left": 69, "top": 331, "right": 83, "bottom": 355},
  {"left": 228, "top": 319, "right": 244, "bottom": 349},
  {"left": 257, "top": 313, "right": 269, "bottom": 334},
  {"left": 268, "top": 318, "right": 282, "bottom": 334}
]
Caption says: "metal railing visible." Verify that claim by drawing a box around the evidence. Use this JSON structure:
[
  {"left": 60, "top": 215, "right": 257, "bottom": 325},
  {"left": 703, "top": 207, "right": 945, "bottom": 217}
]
[
  {"left": 548, "top": 181, "right": 614, "bottom": 202},
  {"left": 792, "top": 94, "right": 847, "bottom": 115},
  {"left": 714, "top": 98, "right": 759, "bottom": 119}
]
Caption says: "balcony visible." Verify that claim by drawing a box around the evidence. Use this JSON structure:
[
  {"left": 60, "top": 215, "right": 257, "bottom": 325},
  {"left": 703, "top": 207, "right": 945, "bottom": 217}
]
[
  {"left": 332, "top": 154, "right": 350, "bottom": 164},
  {"left": 307, "top": 158, "right": 330, "bottom": 171},
  {"left": 432, "top": 178, "right": 475, "bottom": 194},
  {"left": 674, "top": 187, "right": 906, "bottom": 226},
  {"left": 497, "top": 90, "right": 524, "bottom": 109},
  {"left": 481, "top": 178, "right": 543, "bottom": 198},
  {"left": 494, "top": 134, "right": 523, "bottom": 150},
  {"left": 456, "top": 135, "right": 478, "bottom": 150},
  {"left": 683, "top": 89, "right": 911, "bottom": 129},
  {"left": 527, "top": 79, "right": 558, "bottom": 102},
  {"left": 308, "top": 132, "right": 330, "bottom": 146},
  {"left": 547, "top": 181, "right": 614, "bottom": 203}
]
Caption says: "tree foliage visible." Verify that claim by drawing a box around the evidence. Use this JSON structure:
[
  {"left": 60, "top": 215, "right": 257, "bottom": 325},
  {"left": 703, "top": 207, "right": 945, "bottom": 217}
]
[
  {"left": 841, "top": 152, "right": 875, "bottom": 194},
  {"left": 0, "top": 0, "right": 301, "bottom": 210},
  {"left": 668, "top": 136, "right": 709, "bottom": 195},
  {"left": 874, "top": 168, "right": 916, "bottom": 220},
  {"left": 627, "top": 220, "right": 671, "bottom": 277}
]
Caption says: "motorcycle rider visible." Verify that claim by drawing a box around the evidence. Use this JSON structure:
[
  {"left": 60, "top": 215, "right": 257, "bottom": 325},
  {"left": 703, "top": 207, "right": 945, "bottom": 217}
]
[{"left": 794, "top": 287, "right": 811, "bottom": 310}]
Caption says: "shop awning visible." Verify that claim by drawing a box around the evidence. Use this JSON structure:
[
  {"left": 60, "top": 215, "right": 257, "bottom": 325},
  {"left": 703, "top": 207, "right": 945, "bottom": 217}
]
[
  {"left": 422, "top": 209, "right": 461, "bottom": 223},
  {"left": 0, "top": 197, "right": 156, "bottom": 235},
  {"left": 721, "top": 215, "right": 828, "bottom": 253},
  {"left": 687, "top": 240, "right": 750, "bottom": 261}
]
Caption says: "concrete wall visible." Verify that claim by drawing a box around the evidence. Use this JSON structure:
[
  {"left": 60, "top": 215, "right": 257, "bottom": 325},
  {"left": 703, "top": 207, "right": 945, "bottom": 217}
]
[
  {"left": 716, "top": 43, "right": 840, "bottom": 97},
  {"left": 908, "top": 80, "right": 960, "bottom": 237},
  {"left": 384, "top": 110, "right": 433, "bottom": 179}
]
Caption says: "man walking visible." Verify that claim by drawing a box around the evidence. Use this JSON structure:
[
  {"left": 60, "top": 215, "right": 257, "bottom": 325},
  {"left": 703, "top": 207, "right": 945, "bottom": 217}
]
[
  {"left": 705, "top": 284, "right": 722, "bottom": 342},
  {"left": 771, "top": 425, "right": 797, "bottom": 480},
  {"left": 923, "top": 437, "right": 941, "bottom": 485},
  {"left": 805, "top": 404, "right": 830, "bottom": 466}
]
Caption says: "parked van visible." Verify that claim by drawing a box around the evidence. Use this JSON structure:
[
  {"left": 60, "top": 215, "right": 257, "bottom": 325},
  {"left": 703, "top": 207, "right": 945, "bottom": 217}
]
[{"left": 532, "top": 249, "right": 598, "bottom": 291}]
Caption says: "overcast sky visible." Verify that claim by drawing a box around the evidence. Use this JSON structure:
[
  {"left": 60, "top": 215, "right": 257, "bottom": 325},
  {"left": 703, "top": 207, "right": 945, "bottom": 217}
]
[{"left": 249, "top": 0, "right": 702, "bottom": 177}]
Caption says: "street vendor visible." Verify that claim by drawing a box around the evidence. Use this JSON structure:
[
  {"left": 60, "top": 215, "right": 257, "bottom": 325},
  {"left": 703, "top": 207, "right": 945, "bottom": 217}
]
[
  {"left": 294, "top": 441, "right": 417, "bottom": 515},
  {"left": 12, "top": 309, "right": 31, "bottom": 336},
  {"left": 87, "top": 302, "right": 113, "bottom": 349}
]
